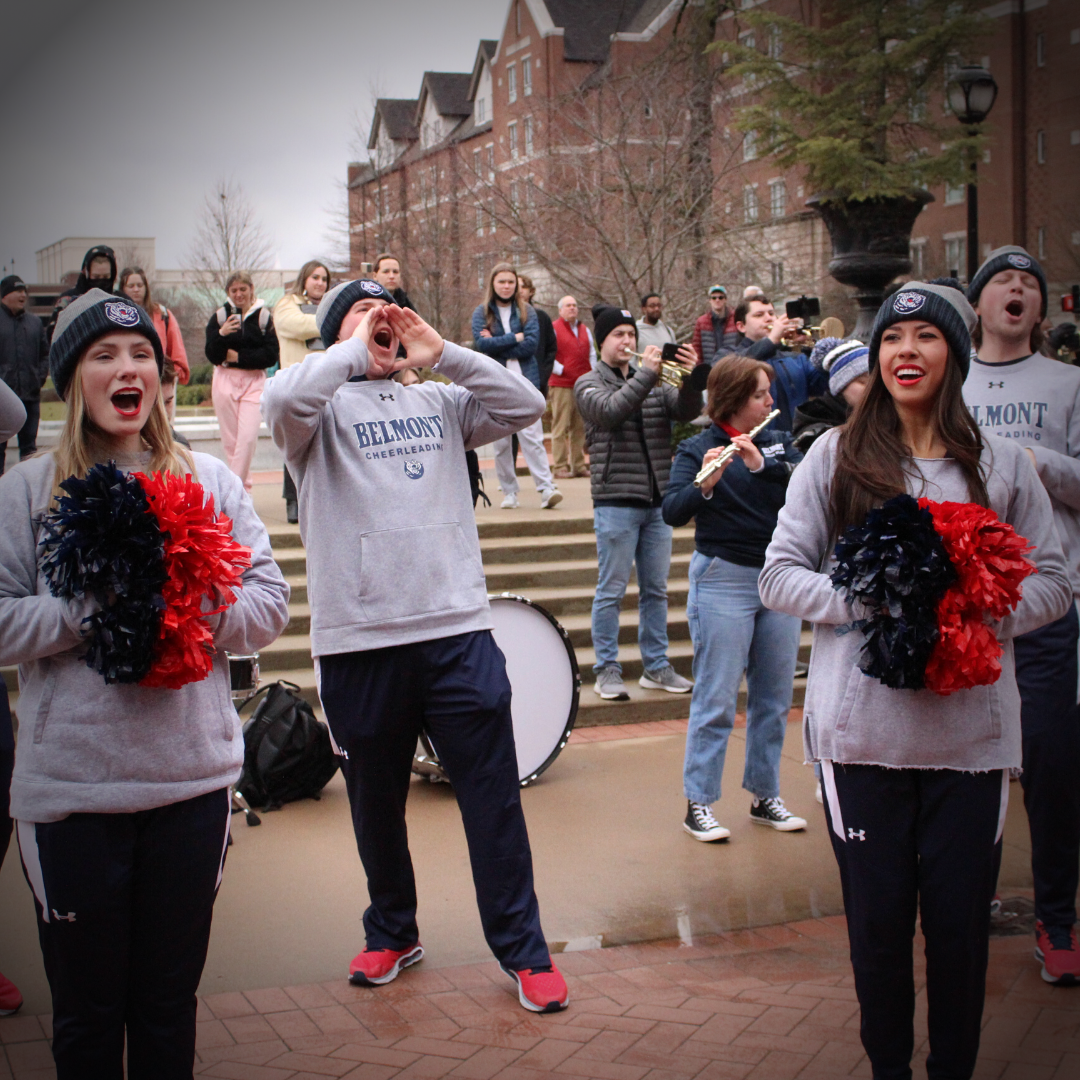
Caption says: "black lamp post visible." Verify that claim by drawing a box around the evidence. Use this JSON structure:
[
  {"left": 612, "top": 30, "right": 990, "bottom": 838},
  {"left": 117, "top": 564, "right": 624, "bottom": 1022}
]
[{"left": 946, "top": 64, "right": 998, "bottom": 282}]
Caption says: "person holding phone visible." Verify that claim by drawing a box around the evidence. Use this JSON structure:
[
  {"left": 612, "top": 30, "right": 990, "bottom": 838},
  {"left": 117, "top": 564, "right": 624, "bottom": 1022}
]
[{"left": 205, "top": 271, "right": 279, "bottom": 492}]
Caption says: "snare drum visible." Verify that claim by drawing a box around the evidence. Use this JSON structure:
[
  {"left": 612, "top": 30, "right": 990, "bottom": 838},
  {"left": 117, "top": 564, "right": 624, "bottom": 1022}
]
[
  {"left": 228, "top": 653, "right": 260, "bottom": 706},
  {"left": 414, "top": 595, "right": 580, "bottom": 787}
]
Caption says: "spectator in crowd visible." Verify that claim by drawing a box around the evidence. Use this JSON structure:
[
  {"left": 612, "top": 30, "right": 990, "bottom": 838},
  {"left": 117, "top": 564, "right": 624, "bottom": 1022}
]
[
  {"left": 575, "top": 305, "right": 699, "bottom": 700},
  {"left": 791, "top": 338, "right": 870, "bottom": 453},
  {"left": 548, "top": 295, "right": 594, "bottom": 479},
  {"left": 0, "top": 276, "right": 48, "bottom": 473},
  {"left": 518, "top": 275, "right": 557, "bottom": 396},
  {"left": 743, "top": 285, "right": 766, "bottom": 301},
  {"left": 471, "top": 263, "right": 561, "bottom": 510},
  {"left": 964, "top": 246, "right": 1080, "bottom": 985},
  {"left": 205, "top": 271, "right": 279, "bottom": 492},
  {"left": 0, "top": 375, "right": 27, "bottom": 1016},
  {"left": 636, "top": 293, "right": 677, "bottom": 351},
  {"left": 48, "top": 244, "right": 118, "bottom": 338},
  {"left": 692, "top": 285, "right": 739, "bottom": 366},
  {"left": 663, "top": 355, "right": 806, "bottom": 842},
  {"left": 373, "top": 253, "right": 416, "bottom": 312},
  {"left": 273, "top": 260, "right": 331, "bottom": 522},
  {"left": 733, "top": 295, "right": 827, "bottom": 432},
  {"left": 118, "top": 266, "right": 189, "bottom": 383},
  {"left": 159, "top": 358, "right": 190, "bottom": 448}
]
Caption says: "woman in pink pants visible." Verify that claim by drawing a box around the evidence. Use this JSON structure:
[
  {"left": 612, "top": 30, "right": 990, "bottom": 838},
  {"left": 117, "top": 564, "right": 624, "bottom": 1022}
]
[{"left": 204, "top": 271, "right": 279, "bottom": 491}]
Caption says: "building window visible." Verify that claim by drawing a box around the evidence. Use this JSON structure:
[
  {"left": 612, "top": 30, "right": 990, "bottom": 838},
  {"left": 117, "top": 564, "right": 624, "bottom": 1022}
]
[
  {"left": 508, "top": 63, "right": 517, "bottom": 104},
  {"left": 944, "top": 181, "right": 964, "bottom": 205},
  {"left": 510, "top": 180, "right": 519, "bottom": 209},
  {"left": 486, "top": 145, "right": 495, "bottom": 180},
  {"left": 769, "top": 178, "right": 787, "bottom": 217},
  {"left": 473, "top": 148, "right": 482, "bottom": 179},
  {"left": 743, "top": 129, "right": 757, "bottom": 161},
  {"left": 743, "top": 186, "right": 759, "bottom": 224},
  {"left": 476, "top": 204, "right": 485, "bottom": 237},
  {"left": 768, "top": 25, "right": 782, "bottom": 60},
  {"left": 476, "top": 96, "right": 486, "bottom": 124},
  {"left": 644, "top": 99, "right": 653, "bottom": 119},
  {"left": 1038, "top": 226, "right": 1046, "bottom": 259},
  {"left": 909, "top": 238, "right": 927, "bottom": 278},
  {"left": 944, "top": 235, "right": 966, "bottom": 277},
  {"left": 524, "top": 115, "right": 534, "bottom": 156},
  {"left": 477, "top": 255, "right": 486, "bottom": 289},
  {"left": 489, "top": 200, "right": 496, "bottom": 235},
  {"left": 522, "top": 56, "right": 532, "bottom": 96},
  {"left": 508, "top": 121, "right": 518, "bottom": 160},
  {"left": 770, "top": 262, "right": 783, "bottom": 290},
  {"left": 1036, "top": 32, "right": 1046, "bottom": 67},
  {"left": 1037, "top": 129, "right": 1046, "bottom": 164}
]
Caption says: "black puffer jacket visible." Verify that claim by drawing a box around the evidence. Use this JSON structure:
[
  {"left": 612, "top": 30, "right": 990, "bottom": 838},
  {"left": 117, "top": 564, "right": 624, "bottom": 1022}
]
[
  {"left": 0, "top": 305, "right": 48, "bottom": 401},
  {"left": 574, "top": 359, "right": 700, "bottom": 505}
]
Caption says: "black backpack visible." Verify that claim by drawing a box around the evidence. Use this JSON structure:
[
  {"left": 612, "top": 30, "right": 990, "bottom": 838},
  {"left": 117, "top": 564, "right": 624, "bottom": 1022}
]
[{"left": 236, "top": 680, "right": 339, "bottom": 810}]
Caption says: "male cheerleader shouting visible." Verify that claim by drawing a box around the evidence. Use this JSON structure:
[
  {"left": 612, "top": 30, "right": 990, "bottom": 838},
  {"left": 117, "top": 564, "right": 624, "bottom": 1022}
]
[{"left": 261, "top": 279, "right": 568, "bottom": 1012}]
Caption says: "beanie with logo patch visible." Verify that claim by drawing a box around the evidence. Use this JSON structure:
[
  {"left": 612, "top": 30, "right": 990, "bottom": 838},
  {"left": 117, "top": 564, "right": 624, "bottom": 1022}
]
[
  {"left": 317, "top": 279, "right": 395, "bottom": 348},
  {"left": 49, "top": 289, "right": 163, "bottom": 401},
  {"left": 967, "top": 246, "right": 1047, "bottom": 316},
  {"left": 592, "top": 305, "right": 638, "bottom": 348}
]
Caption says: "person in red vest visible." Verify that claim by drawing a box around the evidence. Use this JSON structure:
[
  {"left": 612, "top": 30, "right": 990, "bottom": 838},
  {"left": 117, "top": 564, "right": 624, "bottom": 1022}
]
[{"left": 549, "top": 295, "right": 596, "bottom": 478}]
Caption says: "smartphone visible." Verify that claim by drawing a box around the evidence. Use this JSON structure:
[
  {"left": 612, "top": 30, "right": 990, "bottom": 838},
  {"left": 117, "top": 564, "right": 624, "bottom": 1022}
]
[
  {"left": 785, "top": 296, "right": 821, "bottom": 322},
  {"left": 661, "top": 342, "right": 680, "bottom": 361}
]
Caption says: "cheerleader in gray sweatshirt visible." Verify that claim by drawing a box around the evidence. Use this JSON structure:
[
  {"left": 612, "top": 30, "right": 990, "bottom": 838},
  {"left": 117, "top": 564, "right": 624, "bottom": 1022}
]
[
  {"left": 760, "top": 283, "right": 1069, "bottom": 1080},
  {"left": 0, "top": 291, "right": 289, "bottom": 1077}
]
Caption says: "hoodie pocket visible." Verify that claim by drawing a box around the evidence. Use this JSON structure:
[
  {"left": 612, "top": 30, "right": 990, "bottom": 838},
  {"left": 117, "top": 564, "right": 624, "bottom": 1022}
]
[
  {"left": 359, "top": 522, "right": 485, "bottom": 624},
  {"left": 32, "top": 660, "right": 57, "bottom": 745}
]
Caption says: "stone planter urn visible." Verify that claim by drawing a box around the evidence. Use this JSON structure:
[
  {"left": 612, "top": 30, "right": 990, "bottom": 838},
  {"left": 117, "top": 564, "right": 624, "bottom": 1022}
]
[{"left": 807, "top": 191, "right": 934, "bottom": 341}]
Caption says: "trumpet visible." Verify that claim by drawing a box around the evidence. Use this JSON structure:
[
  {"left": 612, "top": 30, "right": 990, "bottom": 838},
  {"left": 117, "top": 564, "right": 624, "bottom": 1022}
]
[
  {"left": 693, "top": 409, "right": 780, "bottom": 488},
  {"left": 625, "top": 350, "right": 692, "bottom": 388}
]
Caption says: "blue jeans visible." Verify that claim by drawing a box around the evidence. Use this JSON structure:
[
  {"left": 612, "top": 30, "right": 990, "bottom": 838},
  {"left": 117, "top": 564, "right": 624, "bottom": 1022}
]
[
  {"left": 591, "top": 505, "right": 672, "bottom": 674},
  {"left": 683, "top": 552, "right": 800, "bottom": 804}
]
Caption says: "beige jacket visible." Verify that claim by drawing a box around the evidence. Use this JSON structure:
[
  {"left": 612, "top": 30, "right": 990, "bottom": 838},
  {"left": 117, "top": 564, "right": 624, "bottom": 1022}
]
[{"left": 273, "top": 293, "right": 321, "bottom": 368}]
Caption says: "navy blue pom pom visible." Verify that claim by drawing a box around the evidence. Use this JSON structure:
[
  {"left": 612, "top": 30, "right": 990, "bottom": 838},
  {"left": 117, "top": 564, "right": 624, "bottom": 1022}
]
[
  {"left": 831, "top": 494, "right": 956, "bottom": 690},
  {"left": 40, "top": 462, "right": 168, "bottom": 684}
]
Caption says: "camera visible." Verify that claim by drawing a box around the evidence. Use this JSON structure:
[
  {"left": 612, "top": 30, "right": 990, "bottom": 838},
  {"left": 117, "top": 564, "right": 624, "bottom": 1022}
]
[{"left": 785, "top": 296, "right": 821, "bottom": 323}]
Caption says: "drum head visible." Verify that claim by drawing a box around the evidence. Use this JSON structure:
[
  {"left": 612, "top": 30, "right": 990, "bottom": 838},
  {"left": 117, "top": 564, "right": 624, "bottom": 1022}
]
[{"left": 488, "top": 594, "right": 580, "bottom": 784}]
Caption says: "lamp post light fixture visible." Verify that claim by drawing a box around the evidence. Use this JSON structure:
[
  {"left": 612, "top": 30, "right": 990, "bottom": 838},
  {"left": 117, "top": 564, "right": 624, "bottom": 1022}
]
[{"left": 947, "top": 64, "right": 999, "bottom": 282}]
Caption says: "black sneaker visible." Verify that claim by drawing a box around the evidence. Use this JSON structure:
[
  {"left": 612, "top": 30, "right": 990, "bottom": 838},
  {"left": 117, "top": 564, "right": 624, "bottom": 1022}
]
[
  {"left": 683, "top": 801, "right": 730, "bottom": 842},
  {"left": 749, "top": 796, "right": 807, "bottom": 832}
]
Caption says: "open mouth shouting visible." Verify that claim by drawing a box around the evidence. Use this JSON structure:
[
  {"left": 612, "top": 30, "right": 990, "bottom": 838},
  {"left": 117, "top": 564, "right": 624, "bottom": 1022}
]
[
  {"left": 111, "top": 387, "right": 144, "bottom": 417},
  {"left": 893, "top": 365, "right": 926, "bottom": 387},
  {"left": 1005, "top": 299, "right": 1025, "bottom": 319},
  {"left": 373, "top": 327, "right": 393, "bottom": 350}
]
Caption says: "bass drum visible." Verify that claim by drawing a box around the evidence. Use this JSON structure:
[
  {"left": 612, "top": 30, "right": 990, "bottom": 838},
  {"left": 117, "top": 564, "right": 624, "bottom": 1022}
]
[{"left": 413, "top": 594, "right": 580, "bottom": 787}]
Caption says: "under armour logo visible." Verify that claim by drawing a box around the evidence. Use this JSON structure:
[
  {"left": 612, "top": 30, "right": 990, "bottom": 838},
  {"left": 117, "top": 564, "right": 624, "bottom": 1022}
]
[
  {"left": 52, "top": 909, "right": 77, "bottom": 922},
  {"left": 378, "top": 392, "right": 395, "bottom": 401},
  {"left": 989, "top": 381, "right": 1004, "bottom": 389},
  {"left": 847, "top": 828, "right": 866, "bottom": 841}
]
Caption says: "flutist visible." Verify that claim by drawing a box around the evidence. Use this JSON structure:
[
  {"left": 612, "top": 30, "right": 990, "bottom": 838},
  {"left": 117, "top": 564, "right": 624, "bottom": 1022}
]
[{"left": 662, "top": 355, "right": 806, "bottom": 842}]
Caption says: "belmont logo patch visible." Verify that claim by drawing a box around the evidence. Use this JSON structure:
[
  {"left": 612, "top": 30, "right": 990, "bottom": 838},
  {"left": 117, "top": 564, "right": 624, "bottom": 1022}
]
[
  {"left": 621, "top": 309, "right": 632, "bottom": 317},
  {"left": 103, "top": 301, "right": 141, "bottom": 327},
  {"left": 1007, "top": 253, "right": 1032, "bottom": 269},
  {"left": 360, "top": 280, "right": 384, "bottom": 296},
  {"left": 893, "top": 292, "right": 926, "bottom": 315},
  {"left": 404, "top": 460, "right": 424, "bottom": 479}
]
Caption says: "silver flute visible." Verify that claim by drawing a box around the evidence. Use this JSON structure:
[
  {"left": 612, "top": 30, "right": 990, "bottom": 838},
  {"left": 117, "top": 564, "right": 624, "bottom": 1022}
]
[{"left": 693, "top": 409, "right": 780, "bottom": 488}]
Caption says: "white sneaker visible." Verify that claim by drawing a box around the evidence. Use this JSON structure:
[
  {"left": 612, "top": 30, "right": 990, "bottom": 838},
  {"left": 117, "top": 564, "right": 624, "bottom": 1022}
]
[
  {"left": 501, "top": 492, "right": 519, "bottom": 509},
  {"left": 540, "top": 488, "right": 563, "bottom": 509}
]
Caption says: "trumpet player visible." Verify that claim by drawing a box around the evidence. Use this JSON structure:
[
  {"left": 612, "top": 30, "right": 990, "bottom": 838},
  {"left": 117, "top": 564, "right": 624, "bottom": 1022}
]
[
  {"left": 733, "top": 295, "right": 827, "bottom": 433},
  {"left": 662, "top": 355, "right": 806, "bottom": 841},
  {"left": 575, "top": 305, "right": 700, "bottom": 701}
]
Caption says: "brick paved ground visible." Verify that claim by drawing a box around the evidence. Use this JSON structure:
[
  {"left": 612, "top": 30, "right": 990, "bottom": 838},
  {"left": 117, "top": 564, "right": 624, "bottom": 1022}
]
[{"left": 3, "top": 915, "right": 1078, "bottom": 1079}]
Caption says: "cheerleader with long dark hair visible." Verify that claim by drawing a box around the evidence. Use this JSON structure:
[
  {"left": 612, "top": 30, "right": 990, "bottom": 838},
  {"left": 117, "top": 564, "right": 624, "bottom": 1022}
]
[{"left": 759, "top": 283, "right": 1070, "bottom": 1079}]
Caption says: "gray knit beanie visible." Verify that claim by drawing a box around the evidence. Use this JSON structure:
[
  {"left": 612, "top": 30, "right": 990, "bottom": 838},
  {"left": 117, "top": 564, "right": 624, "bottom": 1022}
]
[
  {"left": 967, "top": 245, "right": 1047, "bottom": 316},
  {"left": 869, "top": 282, "right": 977, "bottom": 381},
  {"left": 316, "top": 279, "right": 395, "bottom": 348},
  {"left": 49, "top": 289, "right": 163, "bottom": 401}
]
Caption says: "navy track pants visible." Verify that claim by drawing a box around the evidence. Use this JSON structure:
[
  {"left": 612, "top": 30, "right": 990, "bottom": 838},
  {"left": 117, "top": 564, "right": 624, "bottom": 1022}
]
[
  {"left": 17, "top": 788, "right": 231, "bottom": 1080},
  {"left": 317, "top": 630, "right": 550, "bottom": 972},
  {"left": 821, "top": 762, "right": 1007, "bottom": 1080},
  {"left": 1013, "top": 605, "right": 1080, "bottom": 929}
]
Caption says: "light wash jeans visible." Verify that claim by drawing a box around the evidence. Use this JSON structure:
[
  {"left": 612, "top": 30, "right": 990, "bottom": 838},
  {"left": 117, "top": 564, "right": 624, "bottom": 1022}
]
[
  {"left": 591, "top": 505, "right": 672, "bottom": 674},
  {"left": 683, "top": 552, "right": 800, "bottom": 804}
]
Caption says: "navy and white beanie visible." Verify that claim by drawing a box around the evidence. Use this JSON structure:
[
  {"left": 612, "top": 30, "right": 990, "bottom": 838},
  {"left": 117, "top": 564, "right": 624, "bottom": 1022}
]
[
  {"left": 810, "top": 337, "right": 870, "bottom": 398},
  {"left": 316, "top": 278, "right": 395, "bottom": 348},
  {"left": 967, "top": 245, "right": 1047, "bottom": 316},
  {"left": 49, "top": 288, "right": 163, "bottom": 401},
  {"left": 869, "top": 282, "right": 977, "bottom": 381},
  {"left": 592, "top": 304, "right": 638, "bottom": 348}
]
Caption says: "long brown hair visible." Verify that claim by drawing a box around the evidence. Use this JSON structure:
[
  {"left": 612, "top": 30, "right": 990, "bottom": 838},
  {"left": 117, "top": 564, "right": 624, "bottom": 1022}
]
[
  {"left": 831, "top": 352, "right": 988, "bottom": 535},
  {"left": 118, "top": 266, "right": 155, "bottom": 318},
  {"left": 293, "top": 259, "right": 331, "bottom": 301},
  {"left": 482, "top": 261, "right": 528, "bottom": 331}
]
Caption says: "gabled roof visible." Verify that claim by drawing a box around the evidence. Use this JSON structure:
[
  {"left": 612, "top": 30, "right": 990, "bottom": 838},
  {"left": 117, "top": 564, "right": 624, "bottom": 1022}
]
[
  {"left": 536, "top": 0, "right": 672, "bottom": 63},
  {"left": 416, "top": 72, "right": 474, "bottom": 125},
  {"left": 366, "top": 98, "right": 418, "bottom": 151},
  {"left": 468, "top": 39, "right": 499, "bottom": 99}
]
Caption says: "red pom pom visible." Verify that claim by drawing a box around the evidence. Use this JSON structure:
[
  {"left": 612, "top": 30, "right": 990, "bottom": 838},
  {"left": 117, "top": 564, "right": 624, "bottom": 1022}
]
[
  {"left": 134, "top": 471, "right": 252, "bottom": 690},
  {"left": 919, "top": 499, "right": 1036, "bottom": 695}
]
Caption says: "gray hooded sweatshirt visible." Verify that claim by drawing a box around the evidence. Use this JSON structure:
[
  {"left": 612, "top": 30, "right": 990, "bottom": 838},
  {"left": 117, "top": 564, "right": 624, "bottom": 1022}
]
[
  {"left": 0, "top": 452, "right": 290, "bottom": 823},
  {"left": 261, "top": 338, "right": 545, "bottom": 656},
  {"left": 759, "top": 429, "right": 1070, "bottom": 772}
]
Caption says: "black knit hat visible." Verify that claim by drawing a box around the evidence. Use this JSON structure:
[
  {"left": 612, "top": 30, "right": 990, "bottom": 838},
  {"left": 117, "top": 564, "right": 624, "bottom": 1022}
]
[
  {"left": 49, "top": 289, "right": 164, "bottom": 401},
  {"left": 317, "top": 278, "right": 395, "bottom": 348},
  {"left": 967, "top": 245, "right": 1047, "bottom": 316},
  {"left": 868, "top": 282, "right": 977, "bottom": 381},
  {"left": 1, "top": 275, "right": 26, "bottom": 298},
  {"left": 592, "top": 305, "right": 637, "bottom": 348}
]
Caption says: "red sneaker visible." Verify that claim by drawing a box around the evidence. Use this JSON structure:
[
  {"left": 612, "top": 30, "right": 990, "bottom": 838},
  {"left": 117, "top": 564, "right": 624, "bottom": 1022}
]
[
  {"left": 348, "top": 943, "right": 424, "bottom": 986},
  {"left": 0, "top": 971, "right": 23, "bottom": 1016},
  {"left": 1035, "top": 921, "right": 1080, "bottom": 985},
  {"left": 501, "top": 963, "right": 569, "bottom": 1013}
]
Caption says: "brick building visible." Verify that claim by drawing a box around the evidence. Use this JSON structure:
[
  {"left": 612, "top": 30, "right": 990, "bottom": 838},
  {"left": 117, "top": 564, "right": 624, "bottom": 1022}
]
[{"left": 348, "top": 0, "right": 1080, "bottom": 342}]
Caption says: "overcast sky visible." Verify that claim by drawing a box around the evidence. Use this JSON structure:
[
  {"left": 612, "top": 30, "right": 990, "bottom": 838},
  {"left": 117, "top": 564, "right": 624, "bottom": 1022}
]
[{"left": 0, "top": 0, "right": 508, "bottom": 280}]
